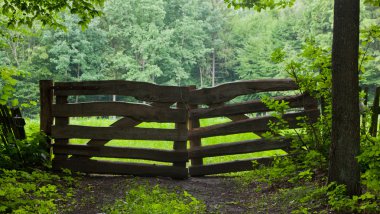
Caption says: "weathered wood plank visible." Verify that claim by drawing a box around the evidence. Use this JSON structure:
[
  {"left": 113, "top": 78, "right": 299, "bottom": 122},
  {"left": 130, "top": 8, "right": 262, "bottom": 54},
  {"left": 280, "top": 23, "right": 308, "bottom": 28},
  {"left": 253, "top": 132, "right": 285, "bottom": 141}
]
[
  {"left": 53, "top": 80, "right": 190, "bottom": 103},
  {"left": 52, "top": 102, "right": 186, "bottom": 122},
  {"left": 54, "top": 144, "right": 188, "bottom": 162},
  {"left": 52, "top": 125, "right": 187, "bottom": 141},
  {"left": 189, "top": 117, "right": 203, "bottom": 166},
  {"left": 54, "top": 95, "right": 69, "bottom": 160},
  {"left": 53, "top": 159, "right": 189, "bottom": 178},
  {"left": 188, "top": 85, "right": 204, "bottom": 167},
  {"left": 39, "top": 80, "right": 53, "bottom": 137},
  {"left": 189, "top": 109, "right": 320, "bottom": 139},
  {"left": 189, "top": 156, "right": 276, "bottom": 176},
  {"left": 190, "top": 94, "right": 315, "bottom": 119},
  {"left": 173, "top": 102, "right": 188, "bottom": 167},
  {"left": 189, "top": 79, "right": 298, "bottom": 105},
  {"left": 189, "top": 138, "right": 291, "bottom": 158}
]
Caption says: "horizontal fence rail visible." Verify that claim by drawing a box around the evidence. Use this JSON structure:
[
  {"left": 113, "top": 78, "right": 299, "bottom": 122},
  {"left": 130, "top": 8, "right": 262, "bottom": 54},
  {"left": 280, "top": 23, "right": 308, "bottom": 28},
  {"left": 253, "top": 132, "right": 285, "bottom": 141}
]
[
  {"left": 52, "top": 102, "right": 187, "bottom": 122},
  {"left": 53, "top": 80, "right": 190, "bottom": 103},
  {"left": 40, "top": 79, "right": 320, "bottom": 178}
]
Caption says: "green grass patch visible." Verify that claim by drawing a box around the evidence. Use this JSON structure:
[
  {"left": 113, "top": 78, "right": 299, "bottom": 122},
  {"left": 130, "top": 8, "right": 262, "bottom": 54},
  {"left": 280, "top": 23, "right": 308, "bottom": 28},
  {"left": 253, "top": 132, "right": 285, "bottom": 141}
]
[{"left": 102, "top": 182, "right": 206, "bottom": 214}]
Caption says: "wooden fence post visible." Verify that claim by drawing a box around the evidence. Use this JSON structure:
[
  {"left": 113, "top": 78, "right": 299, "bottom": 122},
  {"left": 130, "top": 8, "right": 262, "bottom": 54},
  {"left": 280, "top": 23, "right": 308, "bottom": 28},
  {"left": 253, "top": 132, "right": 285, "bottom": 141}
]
[
  {"left": 54, "top": 94, "right": 70, "bottom": 161},
  {"left": 40, "top": 80, "right": 53, "bottom": 140},
  {"left": 370, "top": 87, "right": 380, "bottom": 137},
  {"left": 173, "top": 102, "right": 188, "bottom": 171},
  {"left": 188, "top": 86, "right": 203, "bottom": 168}
]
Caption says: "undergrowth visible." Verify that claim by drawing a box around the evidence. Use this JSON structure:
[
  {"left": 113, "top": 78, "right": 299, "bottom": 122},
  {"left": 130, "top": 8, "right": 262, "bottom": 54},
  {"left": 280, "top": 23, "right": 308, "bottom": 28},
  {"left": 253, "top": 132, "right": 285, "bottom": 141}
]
[
  {"left": 235, "top": 40, "right": 380, "bottom": 213},
  {"left": 0, "top": 169, "right": 76, "bottom": 214},
  {"left": 102, "top": 183, "right": 206, "bottom": 214}
]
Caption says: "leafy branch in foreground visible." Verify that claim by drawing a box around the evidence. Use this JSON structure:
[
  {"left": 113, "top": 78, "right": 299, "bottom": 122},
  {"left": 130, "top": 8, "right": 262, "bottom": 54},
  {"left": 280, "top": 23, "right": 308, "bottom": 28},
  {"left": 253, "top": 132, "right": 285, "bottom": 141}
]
[{"left": 1, "top": 0, "right": 104, "bottom": 29}]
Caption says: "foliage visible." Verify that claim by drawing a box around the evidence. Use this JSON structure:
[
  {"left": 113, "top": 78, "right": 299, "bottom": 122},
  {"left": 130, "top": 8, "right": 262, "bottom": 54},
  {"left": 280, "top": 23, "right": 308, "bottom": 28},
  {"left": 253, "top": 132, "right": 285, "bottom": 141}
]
[
  {"left": 224, "top": 0, "right": 295, "bottom": 11},
  {"left": 3, "top": 0, "right": 380, "bottom": 117},
  {"left": 1, "top": 0, "right": 104, "bottom": 29},
  {"left": 0, "top": 131, "right": 50, "bottom": 169},
  {"left": 0, "top": 169, "right": 75, "bottom": 214},
  {"left": 358, "top": 135, "right": 380, "bottom": 194},
  {"left": 0, "top": 66, "right": 23, "bottom": 106},
  {"left": 102, "top": 183, "right": 206, "bottom": 214},
  {"left": 270, "top": 39, "right": 332, "bottom": 163}
]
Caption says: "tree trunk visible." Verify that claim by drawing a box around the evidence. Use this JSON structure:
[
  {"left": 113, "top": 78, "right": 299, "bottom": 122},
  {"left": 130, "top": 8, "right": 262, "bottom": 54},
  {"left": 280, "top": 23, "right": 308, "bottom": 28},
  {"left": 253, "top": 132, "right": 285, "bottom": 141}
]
[
  {"left": 328, "top": 0, "right": 361, "bottom": 196},
  {"left": 212, "top": 49, "right": 216, "bottom": 87}
]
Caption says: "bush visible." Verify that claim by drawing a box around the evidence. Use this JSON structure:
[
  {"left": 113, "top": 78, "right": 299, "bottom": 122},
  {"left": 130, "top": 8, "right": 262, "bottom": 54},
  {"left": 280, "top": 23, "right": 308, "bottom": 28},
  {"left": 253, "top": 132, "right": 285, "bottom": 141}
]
[{"left": 0, "top": 131, "right": 50, "bottom": 169}]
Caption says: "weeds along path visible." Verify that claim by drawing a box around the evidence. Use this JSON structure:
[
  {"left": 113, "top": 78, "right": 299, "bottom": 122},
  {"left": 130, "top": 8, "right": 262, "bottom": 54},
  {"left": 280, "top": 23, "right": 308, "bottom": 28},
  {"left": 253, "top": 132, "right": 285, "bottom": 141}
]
[{"left": 68, "top": 175, "right": 255, "bottom": 213}]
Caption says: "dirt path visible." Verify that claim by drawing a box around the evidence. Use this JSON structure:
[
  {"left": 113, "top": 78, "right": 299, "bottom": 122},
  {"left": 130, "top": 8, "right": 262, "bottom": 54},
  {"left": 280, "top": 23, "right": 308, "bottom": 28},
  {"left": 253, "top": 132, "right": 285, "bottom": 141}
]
[{"left": 67, "top": 175, "right": 260, "bottom": 214}]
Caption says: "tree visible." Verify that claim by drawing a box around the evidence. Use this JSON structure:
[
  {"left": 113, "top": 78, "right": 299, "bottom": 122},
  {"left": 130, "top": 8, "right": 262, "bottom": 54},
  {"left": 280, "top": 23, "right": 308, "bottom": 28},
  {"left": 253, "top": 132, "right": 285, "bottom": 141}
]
[
  {"left": 1, "top": 0, "right": 104, "bottom": 29},
  {"left": 328, "top": 0, "right": 361, "bottom": 196},
  {"left": 225, "top": 0, "right": 362, "bottom": 196}
]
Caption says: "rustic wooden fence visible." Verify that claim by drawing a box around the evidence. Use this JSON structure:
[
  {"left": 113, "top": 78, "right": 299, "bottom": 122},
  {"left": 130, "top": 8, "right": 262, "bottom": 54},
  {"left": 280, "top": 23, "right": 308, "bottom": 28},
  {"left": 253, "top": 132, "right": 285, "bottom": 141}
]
[
  {"left": 186, "top": 80, "right": 319, "bottom": 176},
  {"left": 40, "top": 79, "right": 319, "bottom": 178},
  {"left": 40, "top": 80, "right": 190, "bottom": 178}
]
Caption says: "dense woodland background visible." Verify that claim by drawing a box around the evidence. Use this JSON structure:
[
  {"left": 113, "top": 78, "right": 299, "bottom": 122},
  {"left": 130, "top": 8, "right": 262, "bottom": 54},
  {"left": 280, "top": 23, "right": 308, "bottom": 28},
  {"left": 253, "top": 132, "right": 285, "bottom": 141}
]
[
  {"left": 1, "top": 0, "right": 380, "bottom": 213},
  {"left": 0, "top": 0, "right": 378, "bottom": 116}
]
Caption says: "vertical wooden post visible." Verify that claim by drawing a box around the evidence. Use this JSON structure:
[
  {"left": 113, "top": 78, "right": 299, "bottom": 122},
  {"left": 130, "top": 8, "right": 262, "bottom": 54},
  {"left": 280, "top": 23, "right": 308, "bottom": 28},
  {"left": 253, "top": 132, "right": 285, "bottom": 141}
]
[
  {"left": 40, "top": 80, "right": 53, "bottom": 140},
  {"left": 370, "top": 87, "right": 380, "bottom": 137},
  {"left": 188, "top": 86, "right": 203, "bottom": 168},
  {"left": 173, "top": 101, "right": 188, "bottom": 174},
  {"left": 54, "top": 95, "right": 70, "bottom": 161}
]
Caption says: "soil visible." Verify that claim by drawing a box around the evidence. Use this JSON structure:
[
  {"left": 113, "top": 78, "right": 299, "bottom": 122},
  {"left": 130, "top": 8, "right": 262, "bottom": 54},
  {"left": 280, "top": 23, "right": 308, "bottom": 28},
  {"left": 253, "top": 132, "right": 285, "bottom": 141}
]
[{"left": 65, "top": 174, "right": 276, "bottom": 214}]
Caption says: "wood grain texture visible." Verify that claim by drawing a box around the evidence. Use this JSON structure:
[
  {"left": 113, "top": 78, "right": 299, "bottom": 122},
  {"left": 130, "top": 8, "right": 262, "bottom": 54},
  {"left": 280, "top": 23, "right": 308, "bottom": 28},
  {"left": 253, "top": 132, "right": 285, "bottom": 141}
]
[
  {"left": 189, "top": 109, "right": 320, "bottom": 139},
  {"left": 52, "top": 102, "right": 187, "bottom": 122},
  {"left": 190, "top": 94, "right": 315, "bottom": 119},
  {"left": 189, "top": 138, "right": 291, "bottom": 158},
  {"left": 39, "top": 80, "right": 53, "bottom": 136},
  {"left": 54, "top": 144, "right": 188, "bottom": 162},
  {"left": 189, "top": 156, "right": 277, "bottom": 176},
  {"left": 53, "top": 80, "right": 190, "bottom": 103},
  {"left": 54, "top": 95, "right": 69, "bottom": 160},
  {"left": 173, "top": 102, "right": 188, "bottom": 167},
  {"left": 53, "top": 159, "right": 189, "bottom": 178},
  {"left": 189, "top": 79, "right": 298, "bottom": 105},
  {"left": 52, "top": 125, "right": 187, "bottom": 141}
]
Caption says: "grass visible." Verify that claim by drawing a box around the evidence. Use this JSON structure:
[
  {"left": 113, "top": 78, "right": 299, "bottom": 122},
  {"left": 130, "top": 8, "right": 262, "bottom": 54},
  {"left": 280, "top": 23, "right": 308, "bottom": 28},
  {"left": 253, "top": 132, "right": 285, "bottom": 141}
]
[
  {"left": 102, "top": 181, "right": 206, "bottom": 214},
  {"left": 26, "top": 117, "right": 285, "bottom": 166}
]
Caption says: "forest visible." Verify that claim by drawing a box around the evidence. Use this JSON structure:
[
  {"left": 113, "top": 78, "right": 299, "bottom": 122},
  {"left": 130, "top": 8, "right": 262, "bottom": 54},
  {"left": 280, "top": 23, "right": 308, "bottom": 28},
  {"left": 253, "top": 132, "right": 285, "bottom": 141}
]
[
  {"left": 1, "top": 0, "right": 378, "bottom": 116},
  {"left": 1, "top": 0, "right": 380, "bottom": 213}
]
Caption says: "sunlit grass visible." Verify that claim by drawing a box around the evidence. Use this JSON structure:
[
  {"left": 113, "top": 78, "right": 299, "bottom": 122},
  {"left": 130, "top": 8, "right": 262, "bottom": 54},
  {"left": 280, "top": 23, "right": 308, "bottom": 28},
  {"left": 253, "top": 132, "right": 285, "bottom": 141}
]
[{"left": 26, "top": 117, "right": 285, "bottom": 166}]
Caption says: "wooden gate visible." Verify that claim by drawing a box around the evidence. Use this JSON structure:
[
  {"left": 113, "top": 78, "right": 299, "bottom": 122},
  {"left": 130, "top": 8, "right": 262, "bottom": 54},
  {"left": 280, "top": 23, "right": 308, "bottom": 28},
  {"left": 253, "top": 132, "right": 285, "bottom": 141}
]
[
  {"left": 40, "top": 79, "right": 319, "bottom": 178},
  {"left": 186, "top": 80, "right": 319, "bottom": 176},
  {"left": 40, "top": 80, "right": 190, "bottom": 178}
]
